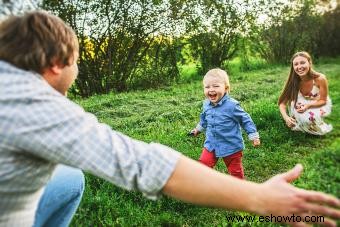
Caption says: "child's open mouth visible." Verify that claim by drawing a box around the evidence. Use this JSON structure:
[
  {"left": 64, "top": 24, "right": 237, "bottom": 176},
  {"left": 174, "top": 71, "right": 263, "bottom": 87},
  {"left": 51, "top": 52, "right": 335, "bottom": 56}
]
[{"left": 209, "top": 94, "right": 217, "bottom": 100}]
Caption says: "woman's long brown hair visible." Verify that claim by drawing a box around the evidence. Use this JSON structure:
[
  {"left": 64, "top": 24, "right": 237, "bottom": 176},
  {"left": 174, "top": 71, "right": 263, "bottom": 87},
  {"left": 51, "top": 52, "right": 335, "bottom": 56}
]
[{"left": 278, "top": 51, "right": 317, "bottom": 107}]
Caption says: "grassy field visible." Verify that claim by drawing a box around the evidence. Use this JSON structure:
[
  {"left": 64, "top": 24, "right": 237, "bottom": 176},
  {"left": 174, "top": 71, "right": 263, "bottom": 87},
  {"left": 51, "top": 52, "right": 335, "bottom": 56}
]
[{"left": 72, "top": 59, "right": 340, "bottom": 226}]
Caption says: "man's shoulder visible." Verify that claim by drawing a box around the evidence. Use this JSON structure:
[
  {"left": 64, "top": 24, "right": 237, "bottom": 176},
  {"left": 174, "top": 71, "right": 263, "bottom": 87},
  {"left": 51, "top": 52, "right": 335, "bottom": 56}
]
[
  {"left": 1, "top": 61, "right": 52, "bottom": 98},
  {"left": 0, "top": 61, "right": 86, "bottom": 119},
  {"left": 0, "top": 61, "right": 40, "bottom": 82}
]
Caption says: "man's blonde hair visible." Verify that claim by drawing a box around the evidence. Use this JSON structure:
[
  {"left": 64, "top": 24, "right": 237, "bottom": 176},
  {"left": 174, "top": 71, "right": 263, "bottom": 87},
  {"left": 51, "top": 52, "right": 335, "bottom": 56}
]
[{"left": 203, "top": 68, "right": 230, "bottom": 92}]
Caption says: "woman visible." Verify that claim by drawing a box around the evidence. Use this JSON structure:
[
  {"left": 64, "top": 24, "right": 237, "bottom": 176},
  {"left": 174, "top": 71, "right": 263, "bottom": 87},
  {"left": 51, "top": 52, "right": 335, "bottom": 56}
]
[{"left": 278, "top": 51, "right": 332, "bottom": 135}]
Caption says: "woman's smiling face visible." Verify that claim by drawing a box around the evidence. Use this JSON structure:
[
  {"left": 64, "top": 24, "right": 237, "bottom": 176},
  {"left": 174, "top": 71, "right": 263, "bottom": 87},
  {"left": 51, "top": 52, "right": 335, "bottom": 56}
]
[{"left": 293, "top": 55, "right": 311, "bottom": 77}]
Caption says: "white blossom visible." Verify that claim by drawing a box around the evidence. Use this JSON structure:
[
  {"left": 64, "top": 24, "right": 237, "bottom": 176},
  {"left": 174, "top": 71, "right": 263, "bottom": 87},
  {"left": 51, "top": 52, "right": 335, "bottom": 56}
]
[{"left": 0, "top": 0, "right": 41, "bottom": 20}]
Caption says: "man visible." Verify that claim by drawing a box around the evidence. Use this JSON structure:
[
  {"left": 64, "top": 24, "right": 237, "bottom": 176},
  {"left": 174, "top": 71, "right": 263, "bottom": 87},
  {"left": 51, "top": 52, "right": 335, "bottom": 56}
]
[{"left": 0, "top": 11, "right": 339, "bottom": 227}]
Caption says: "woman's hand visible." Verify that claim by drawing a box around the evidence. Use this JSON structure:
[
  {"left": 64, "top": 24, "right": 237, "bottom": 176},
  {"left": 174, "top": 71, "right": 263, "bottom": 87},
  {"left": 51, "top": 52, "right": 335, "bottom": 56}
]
[
  {"left": 296, "top": 104, "right": 310, "bottom": 113},
  {"left": 284, "top": 116, "right": 297, "bottom": 128}
]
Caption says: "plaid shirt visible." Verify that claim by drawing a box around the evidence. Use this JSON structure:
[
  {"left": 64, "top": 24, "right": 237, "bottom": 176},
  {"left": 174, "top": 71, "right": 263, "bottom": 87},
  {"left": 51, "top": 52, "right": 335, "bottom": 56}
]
[{"left": 0, "top": 61, "right": 180, "bottom": 226}]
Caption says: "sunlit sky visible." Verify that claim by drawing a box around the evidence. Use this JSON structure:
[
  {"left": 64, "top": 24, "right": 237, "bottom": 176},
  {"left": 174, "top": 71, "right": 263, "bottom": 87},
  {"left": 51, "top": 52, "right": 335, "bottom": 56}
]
[{"left": 254, "top": 0, "right": 338, "bottom": 24}]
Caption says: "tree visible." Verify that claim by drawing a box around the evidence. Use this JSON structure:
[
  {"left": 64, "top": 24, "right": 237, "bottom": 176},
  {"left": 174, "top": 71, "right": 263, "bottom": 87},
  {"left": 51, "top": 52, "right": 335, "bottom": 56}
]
[
  {"left": 42, "top": 0, "right": 191, "bottom": 96},
  {"left": 316, "top": 4, "right": 340, "bottom": 56},
  {"left": 253, "top": 0, "right": 323, "bottom": 64},
  {"left": 187, "top": 0, "right": 255, "bottom": 74}
]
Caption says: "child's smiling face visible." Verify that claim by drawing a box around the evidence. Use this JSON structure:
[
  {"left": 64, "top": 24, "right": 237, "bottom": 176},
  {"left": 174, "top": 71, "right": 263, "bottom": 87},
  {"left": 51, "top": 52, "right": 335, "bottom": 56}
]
[{"left": 203, "top": 76, "right": 227, "bottom": 105}]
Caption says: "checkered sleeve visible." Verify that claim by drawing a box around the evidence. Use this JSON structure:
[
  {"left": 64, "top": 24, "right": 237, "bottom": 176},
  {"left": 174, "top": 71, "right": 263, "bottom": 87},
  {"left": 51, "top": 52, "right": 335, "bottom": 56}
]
[{"left": 10, "top": 93, "right": 180, "bottom": 199}]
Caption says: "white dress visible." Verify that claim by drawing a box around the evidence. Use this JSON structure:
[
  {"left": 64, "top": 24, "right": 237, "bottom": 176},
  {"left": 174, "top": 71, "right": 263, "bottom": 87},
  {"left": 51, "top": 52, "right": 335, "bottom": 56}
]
[{"left": 289, "top": 82, "right": 332, "bottom": 135}]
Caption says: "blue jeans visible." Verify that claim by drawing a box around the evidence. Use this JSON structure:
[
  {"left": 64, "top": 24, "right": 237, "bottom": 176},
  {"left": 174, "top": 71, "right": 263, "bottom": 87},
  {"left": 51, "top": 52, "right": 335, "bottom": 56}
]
[{"left": 34, "top": 165, "right": 85, "bottom": 227}]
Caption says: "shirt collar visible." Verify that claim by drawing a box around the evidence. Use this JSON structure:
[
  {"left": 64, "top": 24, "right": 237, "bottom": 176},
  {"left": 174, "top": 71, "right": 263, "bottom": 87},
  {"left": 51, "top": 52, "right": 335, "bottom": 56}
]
[{"left": 209, "top": 93, "right": 228, "bottom": 106}]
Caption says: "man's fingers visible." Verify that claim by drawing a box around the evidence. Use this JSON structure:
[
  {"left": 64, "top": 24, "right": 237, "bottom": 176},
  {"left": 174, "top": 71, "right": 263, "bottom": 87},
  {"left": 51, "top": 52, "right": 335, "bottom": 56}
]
[
  {"left": 279, "top": 164, "right": 303, "bottom": 183},
  {"left": 301, "top": 191, "right": 340, "bottom": 210},
  {"left": 300, "top": 202, "right": 340, "bottom": 219}
]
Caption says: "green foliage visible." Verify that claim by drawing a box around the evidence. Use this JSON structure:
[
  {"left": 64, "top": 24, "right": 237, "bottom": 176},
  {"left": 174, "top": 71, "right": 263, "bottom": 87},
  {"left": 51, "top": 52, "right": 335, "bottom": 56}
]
[
  {"left": 43, "top": 0, "right": 189, "bottom": 97},
  {"left": 187, "top": 0, "right": 257, "bottom": 74},
  {"left": 317, "top": 5, "right": 340, "bottom": 57},
  {"left": 178, "top": 63, "right": 201, "bottom": 82},
  {"left": 71, "top": 59, "right": 340, "bottom": 226},
  {"left": 127, "top": 37, "right": 181, "bottom": 90},
  {"left": 41, "top": 0, "right": 340, "bottom": 97},
  {"left": 41, "top": 0, "right": 340, "bottom": 98},
  {"left": 190, "top": 32, "right": 239, "bottom": 74},
  {"left": 253, "top": 0, "right": 324, "bottom": 64},
  {"left": 226, "top": 57, "right": 270, "bottom": 75}
]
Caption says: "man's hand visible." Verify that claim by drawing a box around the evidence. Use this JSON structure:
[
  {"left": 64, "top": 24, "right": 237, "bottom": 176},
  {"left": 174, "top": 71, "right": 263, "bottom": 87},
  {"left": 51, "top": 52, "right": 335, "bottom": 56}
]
[{"left": 256, "top": 164, "right": 340, "bottom": 226}]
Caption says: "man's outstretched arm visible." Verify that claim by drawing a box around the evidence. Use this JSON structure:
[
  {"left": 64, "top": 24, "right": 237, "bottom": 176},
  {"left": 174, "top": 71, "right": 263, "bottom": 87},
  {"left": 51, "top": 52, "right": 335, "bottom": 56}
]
[{"left": 163, "top": 156, "right": 340, "bottom": 226}]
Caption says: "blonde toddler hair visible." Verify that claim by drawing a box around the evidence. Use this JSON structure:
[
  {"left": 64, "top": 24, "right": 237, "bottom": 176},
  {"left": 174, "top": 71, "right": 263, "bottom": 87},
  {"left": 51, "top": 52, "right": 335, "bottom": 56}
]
[{"left": 203, "top": 68, "right": 230, "bottom": 93}]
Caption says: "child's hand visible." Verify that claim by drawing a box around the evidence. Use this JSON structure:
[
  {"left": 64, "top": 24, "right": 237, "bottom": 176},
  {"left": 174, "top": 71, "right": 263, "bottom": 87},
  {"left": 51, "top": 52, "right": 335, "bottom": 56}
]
[
  {"left": 188, "top": 128, "right": 200, "bottom": 137},
  {"left": 252, "top": 138, "right": 260, "bottom": 147}
]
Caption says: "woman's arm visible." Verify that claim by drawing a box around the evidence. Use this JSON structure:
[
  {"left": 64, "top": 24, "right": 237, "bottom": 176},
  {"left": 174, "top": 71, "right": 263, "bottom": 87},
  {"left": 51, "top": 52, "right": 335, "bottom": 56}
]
[
  {"left": 298, "top": 75, "right": 328, "bottom": 112},
  {"left": 279, "top": 102, "right": 296, "bottom": 128},
  {"left": 163, "top": 155, "right": 340, "bottom": 226},
  {"left": 309, "top": 75, "right": 328, "bottom": 108}
]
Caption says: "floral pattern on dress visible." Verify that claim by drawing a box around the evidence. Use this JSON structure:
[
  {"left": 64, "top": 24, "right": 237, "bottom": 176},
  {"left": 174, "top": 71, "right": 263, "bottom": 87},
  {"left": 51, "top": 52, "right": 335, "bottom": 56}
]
[{"left": 289, "top": 83, "right": 332, "bottom": 135}]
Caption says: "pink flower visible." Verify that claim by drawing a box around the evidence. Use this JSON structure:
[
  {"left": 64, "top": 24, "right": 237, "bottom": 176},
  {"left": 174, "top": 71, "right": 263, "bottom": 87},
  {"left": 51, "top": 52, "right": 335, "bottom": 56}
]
[{"left": 308, "top": 111, "right": 315, "bottom": 122}]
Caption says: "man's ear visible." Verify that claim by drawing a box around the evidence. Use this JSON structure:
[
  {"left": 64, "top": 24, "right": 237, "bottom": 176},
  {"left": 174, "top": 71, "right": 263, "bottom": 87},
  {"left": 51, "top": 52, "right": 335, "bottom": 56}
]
[
  {"left": 42, "top": 64, "right": 63, "bottom": 85},
  {"left": 49, "top": 64, "right": 63, "bottom": 75}
]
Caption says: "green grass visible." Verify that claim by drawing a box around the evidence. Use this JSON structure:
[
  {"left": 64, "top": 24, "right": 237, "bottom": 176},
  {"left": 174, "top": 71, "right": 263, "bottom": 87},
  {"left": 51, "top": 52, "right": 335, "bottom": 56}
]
[
  {"left": 178, "top": 63, "right": 200, "bottom": 82},
  {"left": 226, "top": 56, "right": 270, "bottom": 74},
  {"left": 71, "top": 59, "right": 340, "bottom": 226}
]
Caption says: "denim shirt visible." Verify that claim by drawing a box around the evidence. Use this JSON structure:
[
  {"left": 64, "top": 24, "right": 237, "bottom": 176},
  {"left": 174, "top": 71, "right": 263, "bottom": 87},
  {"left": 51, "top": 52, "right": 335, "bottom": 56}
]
[{"left": 196, "top": 94, "right": 259, "bottom": 157}]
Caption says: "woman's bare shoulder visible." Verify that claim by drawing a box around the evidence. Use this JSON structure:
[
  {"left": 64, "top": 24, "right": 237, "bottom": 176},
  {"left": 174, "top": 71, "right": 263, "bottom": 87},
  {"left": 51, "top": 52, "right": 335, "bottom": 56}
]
[{"left": 314, "top": 72, "right": 327, "bottom": 83}]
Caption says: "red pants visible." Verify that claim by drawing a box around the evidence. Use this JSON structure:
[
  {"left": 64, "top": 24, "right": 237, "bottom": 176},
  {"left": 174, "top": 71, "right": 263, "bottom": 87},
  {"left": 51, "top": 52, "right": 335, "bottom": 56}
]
[{"left": 199, "top": 148, "right": 244, "bottom": 179}]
